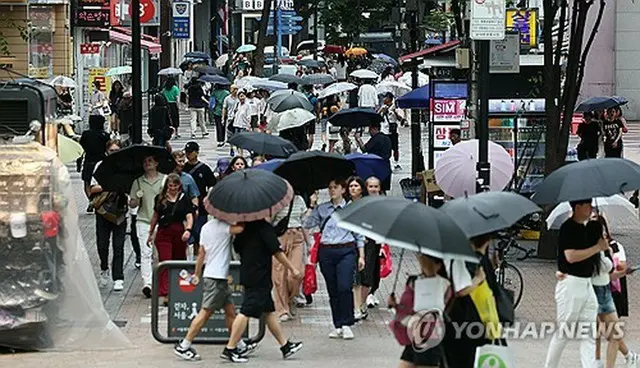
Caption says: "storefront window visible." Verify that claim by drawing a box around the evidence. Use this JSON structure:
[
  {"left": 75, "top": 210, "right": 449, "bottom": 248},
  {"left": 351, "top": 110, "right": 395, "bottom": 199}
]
[{"left": 28, "top": 6, "right": 55, "bottom": 79}]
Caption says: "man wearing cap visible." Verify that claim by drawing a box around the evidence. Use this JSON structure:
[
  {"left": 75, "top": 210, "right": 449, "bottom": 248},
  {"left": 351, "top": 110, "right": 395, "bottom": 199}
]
[
  {"left": 211, "top": 85, "right": 230, "bottom": 147},
  {"left": 354, "top": 121, "right": 392, "bottom": 191},
  {"left": 172, "top": 150, "right": 201, "bottom": 207},
  {"left": 183, "top": 141, "right": 217, "bottom": 256},
  {"left": 378, "top": 92, "right": 404, "bottom": 170}
]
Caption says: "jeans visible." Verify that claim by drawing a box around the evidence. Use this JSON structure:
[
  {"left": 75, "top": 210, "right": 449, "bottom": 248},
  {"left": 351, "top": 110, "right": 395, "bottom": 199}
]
[
  {"left": 318, "top": 246, "right": 357, "bottom": 328},
  {"left": 130, "top": 214, "right": 141, "bottom": 263},
  {"left": 545, "top": 275, "right": 598, "bottom": 368},
  {"left": 95, "top": 214, "right": 127, "bottom": 281},
  {"left": 137, "top": 221, "right": 152, "bottom": 287},
  {"left": 189, "top": 107, "right": 208, "bottom": 136},
  {"left": 189, "top": 213, "right": 209, "bottom": 245}
]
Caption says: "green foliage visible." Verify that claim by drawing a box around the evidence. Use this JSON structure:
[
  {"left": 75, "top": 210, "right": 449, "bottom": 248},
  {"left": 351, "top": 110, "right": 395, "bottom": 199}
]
[
  {"left": 0, "top": 17, "right": 31, "bottom": 57},
  {"left": 320, "top": 0, "right": 394, "bottom": 43},
  {"left": 422, "top": 9, "right": 454, "bottom": 32}
]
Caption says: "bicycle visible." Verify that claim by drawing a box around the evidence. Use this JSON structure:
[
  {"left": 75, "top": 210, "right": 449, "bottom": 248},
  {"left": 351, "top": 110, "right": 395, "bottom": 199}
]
[{"left": 493, "top": 230, "right": 535, "bottom": 310}]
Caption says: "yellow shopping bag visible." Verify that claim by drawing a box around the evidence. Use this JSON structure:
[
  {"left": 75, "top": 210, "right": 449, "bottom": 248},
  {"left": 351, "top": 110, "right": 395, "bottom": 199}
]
[{"left": 470, "top": 280, "right": 502, "bottom": 340}]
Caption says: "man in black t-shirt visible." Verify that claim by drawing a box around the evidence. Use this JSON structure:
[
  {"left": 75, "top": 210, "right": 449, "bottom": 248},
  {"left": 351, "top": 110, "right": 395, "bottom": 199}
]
[
  {"left": 183, "top": 141, "right": 216, "bottom": 256},
  {"left": 221, "top": 220, "right": 303, "bottom": 363},
  {"left": 576, "top": 112, "right": 600, "bottom": 160},
  {"left": 354, "top": 121, "right": 392, "bottom": 191},
  {"left": 545, "top": 199, "right": 607, "bottom": 368}
]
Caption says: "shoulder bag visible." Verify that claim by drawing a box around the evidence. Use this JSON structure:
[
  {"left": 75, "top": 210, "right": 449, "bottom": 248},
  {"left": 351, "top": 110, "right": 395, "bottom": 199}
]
[{"left": 273, "top": 200, "right": 295, "bottom": 237}]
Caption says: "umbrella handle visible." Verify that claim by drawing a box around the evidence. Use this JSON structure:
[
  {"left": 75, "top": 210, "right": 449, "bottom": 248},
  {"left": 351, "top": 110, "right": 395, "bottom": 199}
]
[{"left": 388, "top": 249, "right": 405, "bottom": 307}]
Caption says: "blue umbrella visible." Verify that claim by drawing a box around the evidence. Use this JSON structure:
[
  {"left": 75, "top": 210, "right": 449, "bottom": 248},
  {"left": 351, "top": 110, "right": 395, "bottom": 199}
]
[
  {"left": 345, "top": 153, "right": 391, "bottom": 181},
  {"left": 198, "top": 74, "right": 231, "bottom": 85},
  {"left": 252, "top": 80, "right": 288, "bottom": 91},
  {"left": 184, "top": 51, "right": 211, "bottom": 59},
  {"left": 612, "top": 96, "right": 628, "bottom": 106},
  {"left": 236, "top": 44, "right": 257, "bottom": 53},
  {"left": 397, "top": 85, "right": 430, "bottom": 109},
  {"left": 328, "top": 107, "right": 383, "bottom": 128},
  {"left": 575, "top": 96, "right": 621, "bottom": 112},
  {"left": 373, "top": 53, "right": 398, "bottom": 66},
  {"left": 252, "top": 159, "right": 285, "bottom": 172}
]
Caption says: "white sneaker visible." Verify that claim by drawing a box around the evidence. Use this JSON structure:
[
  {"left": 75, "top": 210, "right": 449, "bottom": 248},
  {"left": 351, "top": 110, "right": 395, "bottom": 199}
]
[
  {"left": 595, "top": 360, "right": 604, "bottom": 368},
  {"left": 279, "top": 314, "right": 290, "bottom": 322},
  {"left": 113, "top": 280, "right": 124, "bottom": 291},
  {"left": 98, "top": 270, "right": 110, "bottom": 288},
  {"left": 342, "top": 326, "right": 354, "bottom": 340},
  {"left": 328, "top": 328, "right": 343, "bottom": 339},
  {"left": 626, "top": 352, "right": 639, "bottom": 368},
  {"left": 366, "top": 294, "right": 377, "bottom": 308}
]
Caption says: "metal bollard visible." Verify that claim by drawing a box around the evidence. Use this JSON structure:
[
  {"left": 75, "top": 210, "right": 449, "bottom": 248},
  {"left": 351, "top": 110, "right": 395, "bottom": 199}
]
[{"left": 151, "top": 260, "right": 266, "bottom": 344}]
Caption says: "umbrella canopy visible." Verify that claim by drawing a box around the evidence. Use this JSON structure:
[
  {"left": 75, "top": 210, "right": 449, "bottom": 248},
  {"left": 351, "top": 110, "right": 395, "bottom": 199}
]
[
  {"left": 546, "top": 195, "right": 638, "bottom": 230},
  {"left": 373, "top": 53, "right": 398, "bottom": 66},
  {"left": 267, "top": 90, "right": 314, "bottom": 113},
  {"left": 575, "top": 96, "right": 623, "bottom": 112},
  {"left": 236, "top": 44, "right": 257, "bottom": 53},
  {"left": 206, "top": 169, "right": 294, "bottom": 223},
  {"left": 252, "top": 80, "right": 288, "bottom": 91},
  {"left": 612, "top": 96, "right": 628, "bottom": 106},
  {"left": 227, "top": 131, "right": 298, "bottom": 158},
  {"left": 184, "top": 51, "right": 211, "bottom": 59},
  {"left": 297, "top": 59, "right": 322, "bottom": 69},
  {"left": 57, "top": 134, "right": 84, "bottom": 164},
  {"left": 236, "top": 76, "right": 265, "bottom": 89},
  {"left": 318, "top": 82, "right": 357, "bottom": 99},
  {"left": 345, "top": 153, "right": 391, "bottom": 182},
  {"left": 435, "top": 139, "right": 514, "bottom": 198},
  {"left": 273, "top": 150, "right": 356, "bottom": 192},
  {"left": 396, "top": 85, "right": 430, "bottom": 109},
  {"left": 301, "top": 73, "right": 335, "bottom": 85},
  {"left": 376, "top": 81, "right": 411, "bottom": 97},
  {"left": 105, "top": 66, "right": 132, "bottom": 76},
  {"left": 93, "top": 145, "right": 175, "bottom": 193},
  {"left": 194, "top": 65, "right": 224, "bottom": 76},
  {"left": 215, "top": 54, "right": 229, "bottom": 68},
  {"left": 345, "top": 47, "right": 368, "bottom": 57},
  {"left": 440, "top": 192, "right": 540, "bottom": 238},
  {"left": 531, "top": 158, "right": 640, "bottom": 205},
  {"left": 157, "top": 67, "right": 183, "bottom": 76},
  {"left": 270, "top": 74, "right": 303, "bottom": 85},
  {"left": 328, "top": 107, "right": 382, "bottom": 128},
  {"left": 198, "top": 74, "right": 231, "bottom": 85},
  {"left": 50, "top": 76, "right": 76, "bottom": 88},
  {"left": 398, "top": 71, "right": 429, "bottom": 87},
  {"left": 252, "top": 158, "right": 285, "bottom": 172},
  {"left": 268, "top": 108, "right": 316, "bottom": 132},
  {"left": 350, "top": 69, "right": 379, "bottom": 80},
  {"left": 334, "top": 196, "right": 479, "bottom": 263},
  {"left": 323, "top": 45, "right": 345, "bottom": 54}
]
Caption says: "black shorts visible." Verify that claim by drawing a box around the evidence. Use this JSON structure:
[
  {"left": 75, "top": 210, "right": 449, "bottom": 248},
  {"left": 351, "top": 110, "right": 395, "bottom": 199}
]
[
  {"left": 240, "top": 287, "right": 275, "bottom": 318},
  {"left": 400, "top": 345, "right": 442, "bottom": 366},
  {"left": 306, "top": 121, "right": 316, "bottom": 135}
]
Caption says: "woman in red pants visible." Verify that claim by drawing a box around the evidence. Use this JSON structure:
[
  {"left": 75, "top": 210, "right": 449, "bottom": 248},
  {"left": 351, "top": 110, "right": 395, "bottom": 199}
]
[{"left": 147, "top": 173, "right": 195, "bottom": 305}]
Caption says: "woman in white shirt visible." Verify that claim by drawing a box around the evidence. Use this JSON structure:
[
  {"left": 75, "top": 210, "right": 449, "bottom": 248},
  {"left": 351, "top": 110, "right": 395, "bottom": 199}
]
[{"left": 230, "top": 91, "right": 251, "bottom": 156}]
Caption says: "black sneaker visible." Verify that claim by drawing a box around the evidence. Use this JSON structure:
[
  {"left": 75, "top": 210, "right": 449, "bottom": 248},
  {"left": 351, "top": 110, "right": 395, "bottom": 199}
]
[
  {"left": 280, "top": 340, "right": 303, "bottom": 359},
  {"left": 86, "top": 204, "right": 94, "bottom": 213},
  {"left": 174, "top": 343, "right": 201, "bottom": 361},
  {"left": 237, "top": 340, "right": 258, "bottom": 357},
  {"left": 142, "top": 285, "right": 152, "bottom": 298},
  {"left": 220, "top": 348, "right": 248, "bottom": 363},
  {"left": 305, "top": 294, "right": 313, "bottom": 305}
]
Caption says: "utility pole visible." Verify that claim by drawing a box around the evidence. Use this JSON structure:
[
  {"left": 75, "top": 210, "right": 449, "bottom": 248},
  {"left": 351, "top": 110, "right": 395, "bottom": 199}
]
[
  {"left": 475, "top": 39, "right": 490, "bottom": 193},
  {"left": 228, "top": 0, "right": 235, "bottom": 76},
  {"left": 273, "top": 2, "right": 281, "bottom": 75},
  {"left": 132, "top": 0, "right": 142, "bottom": 143},
  {"left": 313, "top": 0, "right": 318, "bottom": 60},
  {"left": 160, "top": 0, "right": 172, "bottom": 69},
  {"left": 408, "top": 0, "right": 424, "bottom": 176}
]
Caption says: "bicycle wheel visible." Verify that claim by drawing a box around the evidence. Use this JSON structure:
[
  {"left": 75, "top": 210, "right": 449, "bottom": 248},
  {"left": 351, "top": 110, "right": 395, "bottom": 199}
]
[{"left": 495, "top": 263, "right": 524, "bottom": 310}]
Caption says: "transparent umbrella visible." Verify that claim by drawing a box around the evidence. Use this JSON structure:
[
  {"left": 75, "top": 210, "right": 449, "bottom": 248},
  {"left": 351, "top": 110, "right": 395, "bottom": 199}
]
[{"left": 50, "top": 76, "right": 76, "bottom": 88}]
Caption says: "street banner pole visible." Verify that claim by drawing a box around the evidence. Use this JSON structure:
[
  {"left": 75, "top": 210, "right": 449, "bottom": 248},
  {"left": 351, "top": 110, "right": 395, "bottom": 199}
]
[{"left": 132, "top": 0, "right": 143, "bottom": 144}]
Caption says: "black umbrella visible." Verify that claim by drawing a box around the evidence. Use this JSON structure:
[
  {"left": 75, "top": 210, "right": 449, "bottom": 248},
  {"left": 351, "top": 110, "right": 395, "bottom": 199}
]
[
  {"left": 301, "top": 73, "right": 336, "bottom": 85},
  {"left": 273, "top": 150, "right": 355, "bottom": 192},
  {"left": 328, "top": 107, "right": 383, "bottom": 128},
  {"left": 227, "top": 131, "right": 298, "bottom": 158},
  {"left": 575, "top": 96, "right": 621, "bottom": 112},
  {"left": 334, "top": 196, "right": 479, "bottom": 263},
  {"left": 184, "top": 51, "right": 211, "bottom": 59},
  {"left": 198, "top": 74, "right": 231, "bottom": 85},
  {"left": 93, "top": 145, "right": 175, "bottom": 193},
  {"left": 206, "top": 169, "right": 294, "bottom": 223},
  {"left": 440, "top": 192, "right": 541, "bottom": 238},
  {"left": 269, "top": 74, "right": 303, "bottom": 85},
  {"left": 267, "top": 90, "right": 314, "bottom": 112},
  {"left": 531, "top": 158, "right": 640, "bottom": 205},
  {"left": 297, "top": 59, "right": 323, "bottom": 69},
  {"left": 194, "top": 65, "right": 224, "bottom": 76}
]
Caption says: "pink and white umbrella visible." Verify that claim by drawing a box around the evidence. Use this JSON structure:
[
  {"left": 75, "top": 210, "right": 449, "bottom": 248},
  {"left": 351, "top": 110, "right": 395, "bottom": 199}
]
[{"left": 434, "top": 139, "right": 514, "bottom": 198}]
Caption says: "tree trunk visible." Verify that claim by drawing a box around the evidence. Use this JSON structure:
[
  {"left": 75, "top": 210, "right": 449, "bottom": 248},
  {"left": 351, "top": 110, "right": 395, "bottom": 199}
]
[{"left": 253, "top": 0, "right": 273, "bottom": 76}]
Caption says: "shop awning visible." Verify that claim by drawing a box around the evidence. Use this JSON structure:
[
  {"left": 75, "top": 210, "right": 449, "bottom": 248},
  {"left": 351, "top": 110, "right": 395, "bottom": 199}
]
[
  {"left": 399, "top": 40, "right": 461, "bottom": 64},
  {"left": 109, "top": 30, "right": 162, "bottom": 54}
]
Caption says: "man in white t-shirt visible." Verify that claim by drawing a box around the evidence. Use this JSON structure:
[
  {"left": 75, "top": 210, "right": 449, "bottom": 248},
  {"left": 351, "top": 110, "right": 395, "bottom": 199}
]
[
  {"left": 358, "top": 81, "right": 378, "bottom": 108},
  {"left": 174, "top": 218, "right": 253, "bottom": 362}
]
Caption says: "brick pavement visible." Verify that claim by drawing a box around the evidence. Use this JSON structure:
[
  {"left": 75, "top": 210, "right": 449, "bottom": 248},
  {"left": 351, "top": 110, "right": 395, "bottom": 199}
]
[{"left": 4, "top": 116, "right": 640, "bottom": 367}]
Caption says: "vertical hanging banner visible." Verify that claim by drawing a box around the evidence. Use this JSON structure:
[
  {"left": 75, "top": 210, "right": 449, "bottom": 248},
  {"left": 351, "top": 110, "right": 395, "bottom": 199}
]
[{"left": 172, "top": 1, "right": 190, "bottom": 39}]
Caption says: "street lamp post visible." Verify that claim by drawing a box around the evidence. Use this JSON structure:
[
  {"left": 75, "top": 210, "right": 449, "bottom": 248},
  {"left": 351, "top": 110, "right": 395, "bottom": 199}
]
[
  {"left": 132, "top": 0, "right": 143, "bottom": 144},
  {"left": 475, "top": 39, "right": 490, "bottom": 193}
]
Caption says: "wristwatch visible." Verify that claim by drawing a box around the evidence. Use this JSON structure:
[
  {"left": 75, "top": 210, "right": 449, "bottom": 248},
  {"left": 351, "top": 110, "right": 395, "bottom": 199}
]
[{"left": 184, "top": 228, "right": 192, "bottom": 232}]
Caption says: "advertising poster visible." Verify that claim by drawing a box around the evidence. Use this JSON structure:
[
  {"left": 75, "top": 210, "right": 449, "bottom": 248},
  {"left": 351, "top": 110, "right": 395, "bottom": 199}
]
[
  {"left": 432, "top": 99, "right": 466, "bottom": 122},
  {"left": 433, "top": 124, "right": 461, "bottom": 149},
  {"left": 88, "top": 68, "right": 112, "bottom": 96}
]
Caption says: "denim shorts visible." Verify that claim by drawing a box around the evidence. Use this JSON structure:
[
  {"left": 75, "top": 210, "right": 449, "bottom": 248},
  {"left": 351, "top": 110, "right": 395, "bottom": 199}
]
[{"left": 593, "top": 285, "right": 617, "bottom": 315}]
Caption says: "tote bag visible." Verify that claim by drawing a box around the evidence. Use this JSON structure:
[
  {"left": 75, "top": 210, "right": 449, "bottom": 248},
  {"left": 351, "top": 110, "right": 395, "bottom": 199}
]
[
  {"left": 474, "top": 343, "right": 514, "bottom": 368},
  {"left": 469, "top": 280, "right": 501, "bottom": 340}
]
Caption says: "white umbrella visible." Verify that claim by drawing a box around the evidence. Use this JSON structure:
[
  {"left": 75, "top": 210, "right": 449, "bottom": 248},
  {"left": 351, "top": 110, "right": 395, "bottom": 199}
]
[
  {"left": 300, "top": 55, "right": 325, "bottom": 62},
  {"left": 215, "top": 54, "right": 229, "bottom": 68},
  {"left": 350, "top": 69, "right": 379, "bottom": 80},
  {"left": 546, "top": 195, "right": 638, "bottom": 230},
  {"left": 435, "top": 139, "right": 514, "bottom": 198},
  {"left": 268, "top": 108, "right": 315, "bottom": 132},
  {"left": 376, "top": 81, "right": 411, "bottom": 97},
  {"left": 318, "top": 82, "right": 357, "bottom": 99},
  {"left": 50, "top": 75, "right": 76, "bottom": 88},
  {"left": 157, "top": 67, "right": 182, "bottom": 76},
  {"left": 236, "top": 76, "right": 265, "bottom": 89},
  {"left": 399, "top": 71, "right": 429, "bottom": 87},
  {"left": 105, "top": 65, "right": 132, "bottom": 76}
]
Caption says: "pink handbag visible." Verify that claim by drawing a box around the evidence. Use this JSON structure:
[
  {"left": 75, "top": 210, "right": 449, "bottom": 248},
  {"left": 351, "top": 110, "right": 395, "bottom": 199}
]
[{"left": 611, "top": 256, "right": 622, "bottom": 293}]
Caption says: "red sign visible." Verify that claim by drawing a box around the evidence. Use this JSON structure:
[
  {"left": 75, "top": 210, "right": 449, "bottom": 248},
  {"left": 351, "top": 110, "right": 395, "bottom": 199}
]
[
  {"left": 433, "top": 124, "right": 460, "bottom": 148},
  {"left": 80, "top": 43, "right": 100, "bottom": 54},
  {"left": 177, "top": 270, "right": 196, "bottom": 293},
  {"left": 75, "top": 8, "right": 110, "bottom": 27},
  {"left": 128, "top": 0, "right": 156, "bottom": 23},
  {"left": 110, "top": 0, "right": 121, "bottom": 26},
  {"left": 431, "top": 99, "right": 466, "bottom": 122}
]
